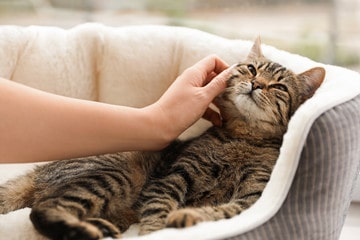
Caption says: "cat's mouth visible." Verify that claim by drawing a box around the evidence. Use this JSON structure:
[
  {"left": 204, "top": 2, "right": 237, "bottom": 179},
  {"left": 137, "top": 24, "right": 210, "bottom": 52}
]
[
  {"left": 218, "top": 74, "right": 269, "bottom": 111},
  {"left": 234, "top": 83, "right": 268, "bottom": 109}
]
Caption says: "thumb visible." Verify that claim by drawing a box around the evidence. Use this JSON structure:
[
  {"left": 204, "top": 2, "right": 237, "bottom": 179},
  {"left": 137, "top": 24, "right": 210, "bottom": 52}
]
[{"left": 204, "top": 68, "right": 232, "bottom": 98}]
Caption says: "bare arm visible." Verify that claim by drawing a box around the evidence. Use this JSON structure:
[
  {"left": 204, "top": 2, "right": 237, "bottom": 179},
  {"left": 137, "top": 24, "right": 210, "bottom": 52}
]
[{"left": 0, "top": 55, "right": 229, "bottom": 163}]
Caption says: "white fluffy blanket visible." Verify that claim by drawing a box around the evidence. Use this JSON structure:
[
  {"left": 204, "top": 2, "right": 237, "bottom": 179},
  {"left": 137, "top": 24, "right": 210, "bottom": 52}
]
[{"left": 0, "top": 24, "right": 360, "bottom": 240}]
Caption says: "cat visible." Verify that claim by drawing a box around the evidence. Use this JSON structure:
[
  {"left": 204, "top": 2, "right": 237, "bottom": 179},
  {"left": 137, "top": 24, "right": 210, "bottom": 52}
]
[{"left": 0, "top": 38, "right": 325, "bottom": 240}]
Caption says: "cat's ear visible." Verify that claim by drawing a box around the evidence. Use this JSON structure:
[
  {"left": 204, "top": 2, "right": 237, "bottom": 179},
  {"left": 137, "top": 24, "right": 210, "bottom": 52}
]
[
  {"left": 298, "top": 67, "right": 326, "bottom": 102},
  {"left": 247, "top": 36, "right": 264, "bottom": 60}
]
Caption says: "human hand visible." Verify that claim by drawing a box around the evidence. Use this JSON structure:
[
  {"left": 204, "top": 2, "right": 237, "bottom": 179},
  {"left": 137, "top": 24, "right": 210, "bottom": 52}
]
[
  {"left": 0, "top": 56, "right": 230, "bottom": 161},
  {"left": 149, "top": 55, "right": 231, "bottom": 141}
]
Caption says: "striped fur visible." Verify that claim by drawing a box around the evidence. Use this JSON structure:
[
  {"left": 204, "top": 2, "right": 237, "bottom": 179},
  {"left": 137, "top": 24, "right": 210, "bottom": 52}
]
[{"left": 0, "top": 38, "right": 325, "bottom": 240}]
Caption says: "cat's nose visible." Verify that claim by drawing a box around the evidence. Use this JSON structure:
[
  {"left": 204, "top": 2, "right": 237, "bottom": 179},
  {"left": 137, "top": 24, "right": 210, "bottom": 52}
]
[{"left": 251, "top": 79, "right": 265, "bottom": 90}]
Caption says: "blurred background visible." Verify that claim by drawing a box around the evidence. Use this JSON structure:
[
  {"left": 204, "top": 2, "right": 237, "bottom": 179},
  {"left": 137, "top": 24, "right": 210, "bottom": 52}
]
[
  {"left": 0, "top": 1, "right": 359, "bottom": 240},
  {"left": 0, "top": 0, "right": 359, "bottom": 72}
]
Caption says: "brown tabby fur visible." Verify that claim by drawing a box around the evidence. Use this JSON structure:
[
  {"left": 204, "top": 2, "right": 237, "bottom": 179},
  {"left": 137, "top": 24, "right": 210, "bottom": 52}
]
[{"left": 0, "top": 38, "right": 325, "bottom": 240}]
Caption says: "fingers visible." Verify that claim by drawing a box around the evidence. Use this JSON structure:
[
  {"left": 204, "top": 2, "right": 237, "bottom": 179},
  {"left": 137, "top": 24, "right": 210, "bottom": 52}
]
[
  {"left": 201, "top": 55, "right": 229, "bottom": 75},
  {"left": 192, "top": 55, "right": 229, "bottom": 85},
  {"left": 213, "top": 57, "right": 230, "bottom": 74},
  {"left": 204, "top": 67, "right": 232, "bottom": 98},
  {"left": 204, "top": 71, "right": 218, "bottom": 85},
  {"left": 202, "top": 107, "right": 222, "bottom": 127}
]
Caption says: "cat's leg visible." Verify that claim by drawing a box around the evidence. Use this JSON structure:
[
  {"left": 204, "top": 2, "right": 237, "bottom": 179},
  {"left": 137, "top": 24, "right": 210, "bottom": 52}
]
[
  {"left": 166, "top": 193, "right": 261, "bottom": 228},
  {"left": 30, "top": 195, "right": 121, "bottom": 240},
  {"left": 138, "top": 173, "right": 189, "bottom": 235},
  {"left": 166, "top": 163, "right": 270, "bottom": 229}
]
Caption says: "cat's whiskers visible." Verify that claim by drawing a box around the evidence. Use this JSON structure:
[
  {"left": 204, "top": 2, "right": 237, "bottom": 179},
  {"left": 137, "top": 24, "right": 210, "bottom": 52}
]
[
  {"left": 232, "top": 94, "right": 273, "bottom": 124},
  {"left": 251, "top": 90, "right": 272, "bottom": 109},
  {"left": 237, "top": 82, "right": 252, "bottom": 94}
]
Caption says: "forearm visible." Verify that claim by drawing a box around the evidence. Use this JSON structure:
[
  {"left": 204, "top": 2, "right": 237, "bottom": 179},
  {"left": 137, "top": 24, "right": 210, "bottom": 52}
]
[
  {"left": 0, "top": 78, "right": 170, "bottom": 163},
  {"left": 0, "top": 55, "right": 229, "bottom": 163}
]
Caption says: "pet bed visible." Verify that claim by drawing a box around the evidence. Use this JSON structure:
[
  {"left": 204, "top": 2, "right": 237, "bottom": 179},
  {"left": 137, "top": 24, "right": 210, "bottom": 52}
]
[{"left": 0, "top": 23, "right": 359, "bottom": 240}]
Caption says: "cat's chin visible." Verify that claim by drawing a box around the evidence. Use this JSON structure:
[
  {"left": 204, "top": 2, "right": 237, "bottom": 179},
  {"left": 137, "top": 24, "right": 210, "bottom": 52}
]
[
  {"left": 231, "top": 95, "right": 275, "bottom": 123},
  {"left": 233, "top": 94, "right": 258, "bottom": 111}
]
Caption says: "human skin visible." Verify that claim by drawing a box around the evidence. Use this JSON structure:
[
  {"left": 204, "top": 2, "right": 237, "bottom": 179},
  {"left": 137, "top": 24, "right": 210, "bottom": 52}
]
[{"left": 0, "top": 55, "right": 230, "bottom": 163}]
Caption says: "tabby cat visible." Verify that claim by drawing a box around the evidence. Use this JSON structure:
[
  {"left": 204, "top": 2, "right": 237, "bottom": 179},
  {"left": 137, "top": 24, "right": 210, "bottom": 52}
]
[{"left": 0, "top": 38, "right": 325, "bottom": 240}]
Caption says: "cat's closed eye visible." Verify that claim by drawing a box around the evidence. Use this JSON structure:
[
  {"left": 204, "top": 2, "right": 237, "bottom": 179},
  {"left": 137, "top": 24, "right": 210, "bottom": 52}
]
[{"left": 270, "top": 84, "right": 288, "bottom": 92}]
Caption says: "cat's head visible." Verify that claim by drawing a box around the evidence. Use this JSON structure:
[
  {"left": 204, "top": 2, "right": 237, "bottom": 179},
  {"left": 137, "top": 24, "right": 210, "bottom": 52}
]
[{"left": 215, "top": 37, "right": 325, "bottom": 139}]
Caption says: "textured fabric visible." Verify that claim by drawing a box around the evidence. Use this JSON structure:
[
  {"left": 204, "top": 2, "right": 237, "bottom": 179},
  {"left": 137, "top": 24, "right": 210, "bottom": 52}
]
[
  {"left": 352, "top": 174, "right": 360, "bottom": 201},
  {"left": 227, "top": 94, "right": 360, "bottom": 240}
]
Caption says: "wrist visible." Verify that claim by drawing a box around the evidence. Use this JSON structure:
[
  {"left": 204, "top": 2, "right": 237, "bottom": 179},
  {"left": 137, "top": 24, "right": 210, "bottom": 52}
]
[{"left": 140, "top": 104, "right": 177, "bottom": 150}]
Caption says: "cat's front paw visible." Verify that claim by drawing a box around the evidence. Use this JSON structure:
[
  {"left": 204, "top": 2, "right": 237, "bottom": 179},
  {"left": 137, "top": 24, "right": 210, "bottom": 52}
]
[
  {"left": 166, "top": 208, "right": 205, "bottom": 228},
  {"left": 86, "top": 218, "right": 121, "bottom": 239},
  {"left": 58, "top": 219, "right": 121, "bottom": 240}
]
